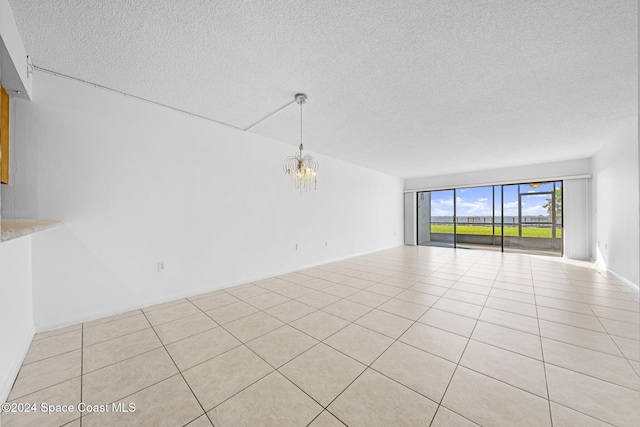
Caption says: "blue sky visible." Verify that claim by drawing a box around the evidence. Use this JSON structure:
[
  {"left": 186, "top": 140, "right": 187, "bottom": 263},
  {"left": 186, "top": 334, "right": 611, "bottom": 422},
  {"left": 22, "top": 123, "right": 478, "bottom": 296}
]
[{"left": 430, "top": 185, "right": 557, "bottom": 217}]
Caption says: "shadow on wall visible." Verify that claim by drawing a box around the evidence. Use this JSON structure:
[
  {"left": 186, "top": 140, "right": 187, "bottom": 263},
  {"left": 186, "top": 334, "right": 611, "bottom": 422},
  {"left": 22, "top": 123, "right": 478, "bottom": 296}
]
[
  {"left": 30, "top": 225, "right": 132, "bottom": 331},
  {"left": 595, "top": 247, "right": 607, "bottom": 271}
]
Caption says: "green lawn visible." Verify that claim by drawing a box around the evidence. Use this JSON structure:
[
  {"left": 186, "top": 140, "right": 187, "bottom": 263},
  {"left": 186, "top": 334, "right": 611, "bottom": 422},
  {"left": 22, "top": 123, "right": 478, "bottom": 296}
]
[{"left": 430, "top": 224, "right": 562, "bottom": 238}]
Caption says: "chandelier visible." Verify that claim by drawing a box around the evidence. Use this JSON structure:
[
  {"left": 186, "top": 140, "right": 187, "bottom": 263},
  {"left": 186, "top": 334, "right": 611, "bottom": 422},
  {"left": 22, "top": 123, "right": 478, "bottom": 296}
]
[{"left": 283, "top": 93, "right": 318, "bottom": 191}]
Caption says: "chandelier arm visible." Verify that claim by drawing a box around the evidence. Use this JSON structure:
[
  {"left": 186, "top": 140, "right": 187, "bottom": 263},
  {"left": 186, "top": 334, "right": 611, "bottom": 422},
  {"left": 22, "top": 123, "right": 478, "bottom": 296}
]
[{"left": 301, "top": 155, "right": 318, "bottom": 172}]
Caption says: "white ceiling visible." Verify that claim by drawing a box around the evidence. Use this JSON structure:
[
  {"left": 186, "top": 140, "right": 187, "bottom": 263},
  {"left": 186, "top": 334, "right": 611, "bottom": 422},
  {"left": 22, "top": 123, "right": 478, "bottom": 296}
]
[{"left": 7, "top": 0, "right": 638, "bottom": 179}]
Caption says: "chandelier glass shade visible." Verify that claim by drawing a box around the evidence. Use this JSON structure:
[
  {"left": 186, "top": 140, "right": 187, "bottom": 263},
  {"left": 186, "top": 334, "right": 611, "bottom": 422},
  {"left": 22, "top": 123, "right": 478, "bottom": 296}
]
[
  {"left": 283, "top": 93, "right": 318, "bottom": 191},
  {"left": 283, "top": 143, "right": 318, "bottom": 190}
]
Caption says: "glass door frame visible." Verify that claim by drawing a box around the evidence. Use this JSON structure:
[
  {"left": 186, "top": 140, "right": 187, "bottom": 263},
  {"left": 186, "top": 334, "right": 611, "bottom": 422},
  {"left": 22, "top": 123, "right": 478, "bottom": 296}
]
[{"left": 416, "top": 180, "right": 563, "bottom": 255}]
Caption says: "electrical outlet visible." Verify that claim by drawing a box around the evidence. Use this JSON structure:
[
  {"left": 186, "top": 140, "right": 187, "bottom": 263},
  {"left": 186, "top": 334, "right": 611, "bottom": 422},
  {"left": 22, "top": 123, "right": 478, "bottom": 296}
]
[
  {"left": 295, "top": 244, "right": 298, "bottom": 251},
  {"left": 158, "top": 261, "right": 166, "bottom": 272},
  {"left": 325, "top": 241, "right": 328, "bottom": 246}
]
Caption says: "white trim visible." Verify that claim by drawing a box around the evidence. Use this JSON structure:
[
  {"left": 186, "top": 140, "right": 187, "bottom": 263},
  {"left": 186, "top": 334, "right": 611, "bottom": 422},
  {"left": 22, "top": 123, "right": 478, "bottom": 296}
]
[
  {"left": 594, "top": 262, "right": 639, "bottom": 291},
  {"left": 0, "top": 326, "right": 35, "bottom": 404},
  {"left": 403, "top": 174, "right": 592, "bottom": 193}
]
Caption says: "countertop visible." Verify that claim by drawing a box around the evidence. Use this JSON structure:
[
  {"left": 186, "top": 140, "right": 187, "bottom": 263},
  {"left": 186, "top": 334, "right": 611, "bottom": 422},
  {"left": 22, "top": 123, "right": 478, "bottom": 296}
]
[{"left": 1, "top": 219, "right": 61, "bottom": 242}]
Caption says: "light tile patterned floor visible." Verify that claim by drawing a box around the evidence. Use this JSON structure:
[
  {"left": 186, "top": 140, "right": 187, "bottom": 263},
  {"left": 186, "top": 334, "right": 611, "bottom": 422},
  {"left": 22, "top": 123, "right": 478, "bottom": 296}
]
[{"left": 2, "top": 246, "right": 639, "bottom": 426}]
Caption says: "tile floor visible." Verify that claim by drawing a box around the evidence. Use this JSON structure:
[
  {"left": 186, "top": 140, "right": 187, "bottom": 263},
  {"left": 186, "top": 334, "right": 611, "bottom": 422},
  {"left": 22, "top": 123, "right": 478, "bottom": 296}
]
[{"left": 2, "top": 246, "right": 639, "bottom": 427}]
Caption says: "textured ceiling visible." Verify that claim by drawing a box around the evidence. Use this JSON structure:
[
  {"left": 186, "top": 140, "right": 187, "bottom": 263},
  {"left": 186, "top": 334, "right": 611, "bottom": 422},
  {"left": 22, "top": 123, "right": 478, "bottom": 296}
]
[{"left": 7, "top": 0, "right": 638, "bottom": 179}]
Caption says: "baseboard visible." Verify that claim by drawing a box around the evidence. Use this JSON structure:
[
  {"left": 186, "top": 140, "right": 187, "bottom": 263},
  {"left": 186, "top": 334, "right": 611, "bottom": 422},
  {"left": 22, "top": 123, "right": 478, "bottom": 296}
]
[
  {"left": 604, "top": 268, "right": 639, "bottom": 291},
  {"left": 34, "top": 243, "right": 405, "bottom": 333},
  {"left": 1, "top": 326, "right": 35, "bottom": 405},
  {"left": 592, "top": 260, "right": 639, "bottom": 291}
]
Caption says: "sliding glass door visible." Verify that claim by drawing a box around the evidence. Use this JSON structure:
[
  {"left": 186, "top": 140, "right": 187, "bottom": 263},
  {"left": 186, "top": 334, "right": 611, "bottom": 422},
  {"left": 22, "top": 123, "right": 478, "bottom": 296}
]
[
  {"left": 429, "top": 190, "right": 455, "bottom": 247},
  {"left": 417, "top": 181, "right": 563, "bottom": 256},
  {"left": 454, "top": 186, "right": 494, "bottom": 248},
  {"left": 501, "top": 182, "right": 563, "bottom": 254}
]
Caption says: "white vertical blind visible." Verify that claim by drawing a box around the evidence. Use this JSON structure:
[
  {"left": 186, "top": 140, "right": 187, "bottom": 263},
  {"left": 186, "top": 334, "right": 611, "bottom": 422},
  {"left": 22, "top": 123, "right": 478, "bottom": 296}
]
[
  {"left": 563, "top": 178, "right": 591, "bottom": 260},
  {"left": 404, "top": 192, "right": 417, "bottom": 245},
  {"left": 417, "top": 192, "right": 431, "bottom": 245}
]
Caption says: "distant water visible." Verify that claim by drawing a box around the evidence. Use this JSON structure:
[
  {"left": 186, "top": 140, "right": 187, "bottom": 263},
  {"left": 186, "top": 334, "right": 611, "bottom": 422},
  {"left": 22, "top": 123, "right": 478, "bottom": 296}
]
[{"left": 432, "top": 216, "right": 552, "bottom": 224}]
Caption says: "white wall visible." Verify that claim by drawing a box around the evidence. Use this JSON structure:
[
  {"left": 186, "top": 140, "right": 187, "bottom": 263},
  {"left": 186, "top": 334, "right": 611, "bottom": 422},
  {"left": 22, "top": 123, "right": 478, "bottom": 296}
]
[
  {"left": 4, "top": 71, "right": 404, "bottom": 330},
  {"left": 404, "top": 158, "right": 591, "bottom": 191},
  {"left": 0, "top": 235, "right": 34, "bottom": 404},
  {"left": 591, "top": 119, "right": 639, "bottom": 287}
]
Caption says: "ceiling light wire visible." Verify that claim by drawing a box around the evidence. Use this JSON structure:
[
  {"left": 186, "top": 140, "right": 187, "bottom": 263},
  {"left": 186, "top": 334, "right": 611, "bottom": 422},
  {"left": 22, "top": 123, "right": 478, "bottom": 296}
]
[
  {"left": 243, "top": 98, "right": 298, "bottom": 131},
  {"left": 30, "top": 65, "right": 246, "bottom": 132},
  {"left": 29, "top": 66, "right": 310, "bottom": 137}
]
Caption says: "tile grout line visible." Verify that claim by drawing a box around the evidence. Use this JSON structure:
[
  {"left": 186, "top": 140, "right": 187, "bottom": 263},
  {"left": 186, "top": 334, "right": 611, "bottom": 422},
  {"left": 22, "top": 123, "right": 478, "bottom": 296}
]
[
  {"left": 47, "top": 277, "right": 367, "bottom": 424},
  {"left": 9, "top": 247, "right": 637, "bottom": 426},
  {"left": 211, "top": 269, "right": 400, "bottom": 407},
  {"left": 304, "top": 409, "right": 348, "bottom": 427},
  {"left": 135, "top": 257, "right": 640, "bottom": 422},
  {"left": 313, "top": 250, "right": 492, "bottom": 425},
  {"left": 81, "top": 326, "right": 151, "bottom": 352},
  {"left": 187, "top": 263, "right": 443, "bottom": 424},
  {"left": 544, "top": 264, "right": 640, "bottom": 424},
  {"left": 211, "top": 256, "right": 640, "bottom": 418},
  {"left": 31, "top": 324, "right": 83, "bottom": 342},
  {"left": 85, "top": 282, "right": 631, "bottom": 382},
  {"left": 81, "top": 309, "right": 142, "bottom": 330},
  {"left": 78, "top": 331, "right": 206, "bottom": 423},
  {"left": 581, "top": 277, "right": 640, "bottom": 383},
  {"left": 439, "top": 285, "right": 640, "bottom": 353},
  {"left": 173, "top": 286, "right": 344, "bottom": 375},
  {"left": 20, "top": 346, "right": 84, "bottom": 368},
  {"left": 427, "top": 249, "right": 502, "bottom": 427},
  {"left": 139, "top": 307, "right": 215, "bottom": 427},
  {"left": 183, "top": 292, "right": 334, "bottom": 420},
  {"left": 463, "top": 334, "right": 640, "bottom": 392},
  {"left": 427, "top": 251, "right": 505, "bottom": 425},
  {"left": 530, "top": 257, "right": 555, "bottom": 427}
]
